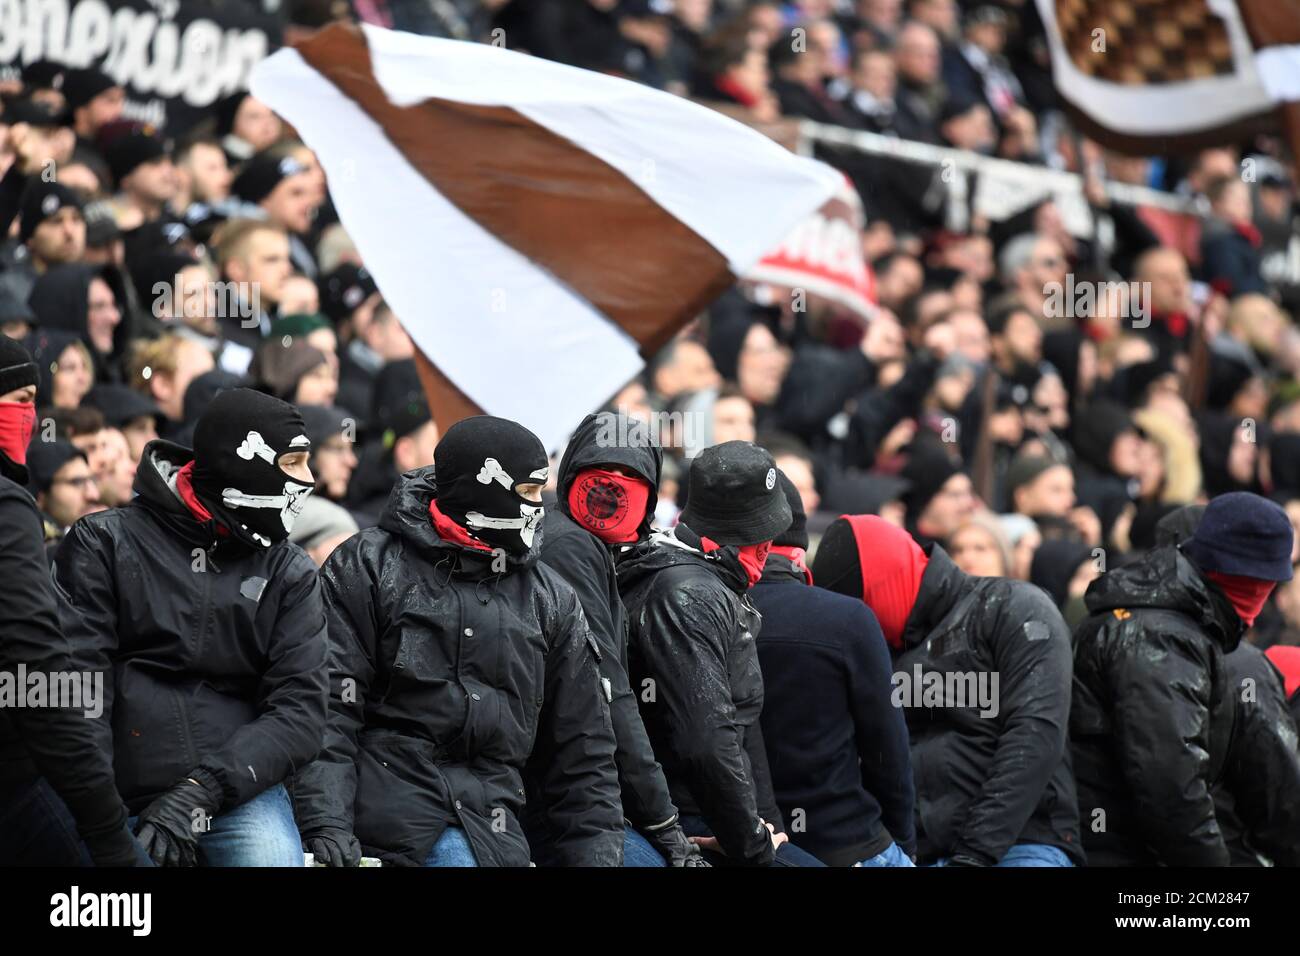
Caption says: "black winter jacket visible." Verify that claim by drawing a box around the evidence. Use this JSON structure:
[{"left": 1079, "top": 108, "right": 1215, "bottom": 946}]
[
  {"left": 897, "top": 546, "right": 1083, "bottom": 865},
  {"left": 751, "top": 554, "right": 916, "bottom": 866},
  {"left": 618, "top": 525, "right": 781, "bottom": 866},
  {"left": 1071, "top": 546, "right": 1240, "bottom": 865},
  {"left": 292, "top": 467, "right": 623, "bottom": 867},
  {"left": 534, "top": 413, "right": 676, "bottom": 848},
  {"left": 51, "top": 440, "right": 329, "bottom": 814}
]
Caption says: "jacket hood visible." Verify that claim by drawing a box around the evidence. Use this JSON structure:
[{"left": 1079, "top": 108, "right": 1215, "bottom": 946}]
[
  {"left": 556, "top": 412, "right": 661, "bottom": 541},
  {"left": 28, "top": 262, "right": 132, "bottom": 364},
  {"left": 1084, "top": 545, "right": 1242, "bottom": 650},
  {"left": 132, "top": 438, "right": 220, "bottom": 547},
  {"left": 378, "top": 465, "right": 540, "bottom": 573},
  {"left": 615, "top": 525, "right": 748, "bottom": 594},
  {"left": 899, "top": 544, "right": 968, "bottom": 649}
]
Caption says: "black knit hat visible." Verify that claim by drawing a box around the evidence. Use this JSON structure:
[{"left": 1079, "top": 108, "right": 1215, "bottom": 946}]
[
  {"left": 318, "top": 263, "right": 378, "bottom": 322},
  {"left": 231, "top": 152, "right": 308, "bottom": 205},
  {"left": 27, "top": 440, "right": 86, "bottom": 495},
  {"left": 0, "top": 285, "right": 35, "bottom": 325},
  {"left": 371, "top": 359, "right": 430, "bottom": 447},
  {"left": 1183, "top": 491, "right": 1294, "bottom": 582},
  {"left": 680, "top": 441, "right": 791, "bottom": 545},
  {"left": 300, "top": 404, "right": 355, "bottom": 447},
  {"left": 0, "top": 335, "right": 38, "bottom": 396},
  {"left": 82, "top": 384, "right": 160, "bottom": 428},
  {"left": 900, "top": 438, "right": 961, "bottom": 524},
  {"left": 3, "top": 96, "right": 68, "bottom": 128},
  {"left": 772, "top": 468, "right": 808, "bottom": 549},
  {"left": 18, "top": 180, "right": 84, "bottom": 244},
  {"left": 103, "top": 126, "right": 170, "bottom": 186},
  {"left": 62, "top": 67, "right": 119, "bottom": 110}
]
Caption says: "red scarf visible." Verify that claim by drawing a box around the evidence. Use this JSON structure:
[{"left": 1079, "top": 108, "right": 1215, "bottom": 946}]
[
  {"left": 0, "top": 401, "right": 35, "bottom": 466},
  {"left": 429, "top": 498, "right": 493, "bottom": 552},
  {"left": 714, "top": 74, "right": 759, "bottom": 108},
  {"left": 701, "top": 535, "right": 770, "bottom": 589},
  {"left": 771, "top": 545, "right": 813, "bottom": 585},
  {"left": 175, "top": 461, "right": 229, "bottom": 537},
  {"left": 1234, "top": 221, "right": 1263, "bottom": 249},
  {"left": 567, "top": 468, "right": 650, "bottom": 545},
  {"left": 1205, "top": 570, "right": 1275, "bottom": 628},
  {"left": 846, "top": 514, "right": 928, "bottom": 648},
  {"left": 1264, "top": 645, "right": 1300, "bottom": 700}
]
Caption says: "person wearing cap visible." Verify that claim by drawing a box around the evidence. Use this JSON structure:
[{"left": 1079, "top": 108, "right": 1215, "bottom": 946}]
[
  {"left": 533, "top": 412, "right": 705, "bottom": 867},
  {"left": 618, "top": 441, "right": 821, "bottom": 866},
  {"left": 0, "top": 335, "right": 143, "bottom": 866},
  {"left": 212, "top": 91, "right": 282, "bottom": 165},
  {"left": 811, "top": 513, "right": 1083, "bottom": 866},
  {"left": 63, "top": 67, "right": 124, "bottom": 144},
  {"left": 29, "top": 440, "right": 101, "bottom": 551},
  {"left": 82, "top": 384, "right": 161, "bottom": 465},
  {"left": 51, "top": 388, "right": 328, "bottom": 866},
  {"left": 1072, "top": 492, "right": 1295, "bottom": 865},
  {"left": 750, "top": 470, "right": 916, "bottom": 866},
  {"left": 100, "top": 123, "right": 178, "bottom": 224},
  {"left": 269, "top": 312, "right": 337, "bottom": 363},
  {"left": 18, "top": 179, "right": 86, "bottom": 274},
  {"left": 1, "top": 285, "right": 37, "bottom": 340},
  {"left": 299, "top": 404, "right": 359, "bottom": 505},
  {"left": 899, "top": 436, "right": 976, "bottom": 548},
  {"left": 231, "top": 150, "right": 321, "bottom": 276},
  {"left": 293, "top": 415, "right": 623, "bottom": 867}
]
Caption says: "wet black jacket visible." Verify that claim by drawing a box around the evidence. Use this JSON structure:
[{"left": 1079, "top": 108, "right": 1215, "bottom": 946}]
[
  {"left": 1071, "top": 546, "right": 1240, "bottom": 866},
  {"left": 752, "top": 554, "right": 916, "bottom": 866},
  {"left": 1214, "top": 642, "right": 1300, "bottom": 866},
  {"left": 51, "top": 440, "right": 329, "bottom": 814},
  {"left": 618, "top": 525, "right": 781, "bottom": 866},
  {"left": 0, "top": 473, "right": 136, "bottom": 864},
  {"left": 534, "top": 414, "right": 676, "bottom": 847},
  {"left": 897, "top": 546, "right": 1083, "bottom": 865},
  {"left": 292, "top": 467, "right": 623, "bottom": 867}
]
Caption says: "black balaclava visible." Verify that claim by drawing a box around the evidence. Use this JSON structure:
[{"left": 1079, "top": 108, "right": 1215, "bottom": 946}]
[
  {"left": 191, "top": 388, "right": 313, "bottom": 549},
  {"left": 434, "top": 416, "right": 549, "bottom": 556}
]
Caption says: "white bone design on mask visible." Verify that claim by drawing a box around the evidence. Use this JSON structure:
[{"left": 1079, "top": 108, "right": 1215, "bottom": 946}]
[
  {"left": 529, "top": 467, "right": 549, "bottom": 482},
  {"left": 222, "top": 481, "right": 315, "bottom": 531},
  {"left": 236, "top": 431, "right": 278, "bottom": 465},
  {"left": 465, "top": 503, "right": 544, "bottom": 547},
  {"left": 289, "top": 434, "right": 310, "bottom": 448},
  {"left": 476, "top": 457, "right": 515, "bottom": 490}
]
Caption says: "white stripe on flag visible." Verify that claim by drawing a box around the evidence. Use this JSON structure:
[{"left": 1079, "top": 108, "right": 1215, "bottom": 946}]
[
  {"left": 1256, "top": 45, "right": 1300, "bottom": 101},
  {"left": 252, "top": 49, "right": 644, "bottom": 452}
]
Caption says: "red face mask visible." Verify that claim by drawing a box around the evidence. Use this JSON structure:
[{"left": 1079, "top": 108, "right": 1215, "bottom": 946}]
[
  {"left": 701, "top": 535, "right": 770, "bottom": 588},
  {"left": 1205, "top": 570, "right": 1276, "bottom": 628},
  {"left": 567, "top": 468, "right": 650, "bottom": 544},
  {"left": 0, "top": 401, "right": 36, "bottom": 467},
  {"left": 770, "top": 545, "right": 813, "bottom": 585}
]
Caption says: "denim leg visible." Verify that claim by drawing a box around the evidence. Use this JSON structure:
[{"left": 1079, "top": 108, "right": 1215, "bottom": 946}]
[
  {"left": 677, "top": 813, "right": 825, "bottom": 867},
  {"left": 623, "top": 826, "right": 668, "bottom": 867},
  {"left": 423, "top": 826, "right": 479, "bottom": 867},
  {"left": 772, "top": 841, "right": 827, "bottom": 867},
  {"left": 197, "top": 785, "right": 303, "bottom": 867},
  {"left": 0, "top": 777, "right": 93, "bottom": 866},
  {"left": 855, "top": 842, "right": 916, "bottom": 867},
  {"left": 995, "top": 844, "right": 1074, "bottom": 867}
]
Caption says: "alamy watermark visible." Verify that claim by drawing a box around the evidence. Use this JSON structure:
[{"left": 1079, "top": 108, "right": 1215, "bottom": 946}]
[
  {"left": 151, "top": 273, "right": 262, "bottom": 327},
  {"left": 891, "top": 664, "right": 1000, "bottom": 718},
  {"left": 0, "top": 665, "right": 103, "bottom": 718},
  {"left": 1044, "top": 275, "right": 1151, "bottom": 328},
  {"left": 595, "top": 410, "right": 707, "bottom": 453}
]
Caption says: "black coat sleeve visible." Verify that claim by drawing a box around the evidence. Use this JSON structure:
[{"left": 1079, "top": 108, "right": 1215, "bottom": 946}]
[
  {"left": 9, "top": 493, "right": 133, "bottom": 863},
  {"left": 540, "top": 529, "right": 677, "bottom": 830},
  {"left": 743, "top": 717, "right": 783, "bottom": 833},
  {"left": 528, "top": 575, "right": 624, "bottom": 866},
  {"left": 951, "top": 586, "right": 1073, "bottom": 865},
  {"left": 191, "top": 548, "right": 328, "bottom": 809},
  {"left": 1109, "top": 625, "right": 1230, "bottom": 865},
  {"left": 844, "top": 603, "right": 916, "bottom": 856},
  {"left": 775, "top": 345, "right": 875, "bottom": 441},
  {"left": 292, "top": 537, "right": 379, "bottom": 836},
  {"left": 638, "top": 577, "right": 774, "bottom": 865}
]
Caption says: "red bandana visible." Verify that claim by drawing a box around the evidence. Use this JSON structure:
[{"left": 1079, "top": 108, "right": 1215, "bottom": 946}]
[
  {"left": 701, "top": 535, "right": 770, "bottom": 589},
  {"left": 429, "top": 497, "right": 493, "bottom": 552},
  {"left": 846, "top": 514, "right": 928, "bottom": 648},
  {"left": 1205, "top": 570, "right": 1275, "bottom": 628},
  {"left": 0, "top": 401, "right": 35, "bottom": 467},
  {"left": 567, "top": 468, "right": 650, "bottom": 545},
  {"left": 771, "top": 545, "right": 813, "bottom": 585}
]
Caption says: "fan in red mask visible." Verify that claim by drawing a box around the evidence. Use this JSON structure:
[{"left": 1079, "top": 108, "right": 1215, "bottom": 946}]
[
  {"left": 567, "top": 467, "right": 651, "bottom": 545},
  {"left": 0, "top": 338, "right": 37, "bottom": 483}
]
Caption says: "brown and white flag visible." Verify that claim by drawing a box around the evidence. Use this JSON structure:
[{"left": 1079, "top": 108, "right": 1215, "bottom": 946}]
[
  {"left": 1037, "top": 0, "right": 1300, "bottom": 156},
  {"left": 250, "top": 23, "right": 841, "bottom": 450}
]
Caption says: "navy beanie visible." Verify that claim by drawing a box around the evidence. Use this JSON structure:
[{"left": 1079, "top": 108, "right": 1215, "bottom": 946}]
[{"left": 1182, "top": 492, "right": 1294, "bottom": 582}]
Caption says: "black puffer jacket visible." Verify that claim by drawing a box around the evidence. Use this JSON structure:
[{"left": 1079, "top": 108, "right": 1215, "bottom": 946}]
[
  {"left": 897, "top": 546, "right": 1083, "bottom": 865},
  {"left": 533, "top": 414, "right": 677, "bottom": 847},
  {"left": 51, "top": 440, "right": 329, "bottom": 814},
  {"left": 291, "top": 467, "right": 623, "bottom": 867},
  {"left": 1214, "top": 642, "right": 1300, "bottom": 866},
  {"left": 1071, "top": 546, "right": 1240, "bottom": 866},
  {"left": 617, "top": 525, "right": 782, "bottom": 866}
]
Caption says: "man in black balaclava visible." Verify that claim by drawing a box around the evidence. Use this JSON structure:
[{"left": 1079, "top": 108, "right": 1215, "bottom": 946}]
[
  {"left": 52, "top": 387, "right": 329, "bottom": 866},
  {"left": 293, "top": 415, "right": 624, "bottom": 867}
]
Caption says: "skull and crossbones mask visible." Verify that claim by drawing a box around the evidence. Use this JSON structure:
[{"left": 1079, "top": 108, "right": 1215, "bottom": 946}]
[{"left": 433, "top": 416, "right": 550, "bottom": 556}]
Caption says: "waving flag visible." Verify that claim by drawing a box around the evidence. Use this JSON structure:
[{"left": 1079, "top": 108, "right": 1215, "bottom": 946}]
[{"left": 250, "top": 23, "right": 840, "bottom": 450}]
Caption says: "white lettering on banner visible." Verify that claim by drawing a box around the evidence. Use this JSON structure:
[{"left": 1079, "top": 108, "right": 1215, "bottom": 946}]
[{"left": 0, "top": 0, "right": 269, "bottom": 112}]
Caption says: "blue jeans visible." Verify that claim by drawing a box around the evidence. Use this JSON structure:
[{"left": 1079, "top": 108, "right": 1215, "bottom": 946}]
[
  {"left": 424, "top": 825, "right": 478, "bottom": 867},
  {"left": 623, "top": 826, "right": 668, "bottom": 867},
  {"left": 0, "top": 777, "right": 93, "bottom": 866},
  {"left": 130, "top": 784, "right": 302, "bottom": 867},
  {"left": 933, "top": 843, "right": 1074, "bottom": 867},
  {"left": 855, "top": 841, "right": 915, "bottom": 867},
  {"left": 678, "top": 813, "right": 826, "bottom": 867}
]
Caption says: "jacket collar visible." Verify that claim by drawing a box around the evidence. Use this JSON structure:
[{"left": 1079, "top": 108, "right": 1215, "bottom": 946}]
[
  {"left": 899, "top": 545, "right": 968, "bottom": 649},
  {"left": 760, "top": 552, "right": 807, "bottom": 585}
]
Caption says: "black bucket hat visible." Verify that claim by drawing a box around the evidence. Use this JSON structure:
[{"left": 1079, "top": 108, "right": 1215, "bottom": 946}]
[{"left": 680, "top": 440, "right": 791, "bottom": 546}]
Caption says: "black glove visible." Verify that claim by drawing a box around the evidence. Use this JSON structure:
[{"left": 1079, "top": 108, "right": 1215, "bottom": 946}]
[
  {"left": 644, "top": 820, "right": 712, "bottom": 867},
  {"left": 304, "top": 827, "right": 363, "bottom": 867},
  {"left": 944, "top": 854, "right": 987, "bottom": 867},
  {"left": 133, "top": 776, "right": 220, "bottom": 868}
]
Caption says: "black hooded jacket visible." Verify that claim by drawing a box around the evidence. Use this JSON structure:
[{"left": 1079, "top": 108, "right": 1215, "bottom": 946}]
[
  {"left": 895, "top": 546, "right": 1083, "bottom": 865},
  {"left": 28, "top": 263, "right": 131, "bottom": 384},
  {"left": 1071, "top": 546, "right": 1241, "bottom": 865},
  {"left": 617, "top": 525, "right": 782, "bottom": 866},
  {"left": 50, "top": 439, "right": 329, "bottom": 814},
  {"left": 291, "top": 467, "right": 623, "bottom": 867},
  {"left": 533, "top": 413, "right": 677, "bottom": 849}
]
